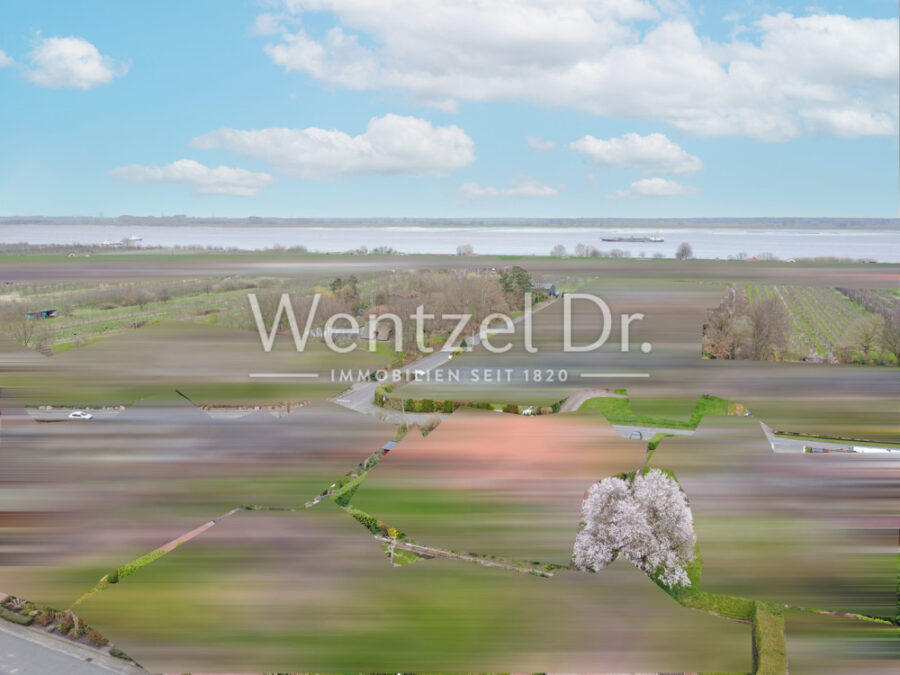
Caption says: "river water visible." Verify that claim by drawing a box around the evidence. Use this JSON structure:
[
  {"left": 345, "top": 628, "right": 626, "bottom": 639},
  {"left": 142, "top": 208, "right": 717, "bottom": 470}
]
[{"left": 1, "top": 224, "right": 898, "bottom": 262}]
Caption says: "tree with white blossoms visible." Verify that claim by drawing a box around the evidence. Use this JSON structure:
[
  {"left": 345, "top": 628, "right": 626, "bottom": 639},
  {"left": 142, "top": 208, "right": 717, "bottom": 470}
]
[{"left": 573, "top": 469, "right": 697, "bottom": 588}]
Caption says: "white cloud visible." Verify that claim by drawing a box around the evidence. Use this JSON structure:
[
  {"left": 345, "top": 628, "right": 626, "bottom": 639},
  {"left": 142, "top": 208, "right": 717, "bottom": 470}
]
[
  {"left": 25, "top": 36, "right": 127, "bottom": 89},
  {"left": 0, "top": 50, "right": 13, "bottom": 67},
  {"left": 191, "top": 114, "right": 475, "bottom": 179},
  {"left": 608, "top": 177, "right": 698, "bottom": 199},
  {"left": 109, "top": 160, "right": 274, "bottom": 196},
  {"left": 251, "top": 13, "right": 283, "bottom": 37},
  {"left": 525, "top": 136, "right": 556, "bottom": 151},
  {"left": 460, "top": 175, "right": 558, "bottom": 199},
  {"left": 571, "top": 132, "right": 701, "bottom": 174},
  {"left": 801, "top": 107, "right": 897, "bottom": 138},
  {"left": 257, "top": 3, "right": 898, "bottom": 141}
]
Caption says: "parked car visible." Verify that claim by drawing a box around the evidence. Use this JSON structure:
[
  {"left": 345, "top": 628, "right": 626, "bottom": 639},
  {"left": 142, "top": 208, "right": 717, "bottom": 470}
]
[{"left": 68, "top": 411, "right": 94, "bottom": 420}]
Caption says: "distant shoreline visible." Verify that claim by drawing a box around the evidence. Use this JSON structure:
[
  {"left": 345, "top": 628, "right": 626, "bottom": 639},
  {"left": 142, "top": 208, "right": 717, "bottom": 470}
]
[{"left": 0, "top": 216, "right": 898, "bottom": 230}]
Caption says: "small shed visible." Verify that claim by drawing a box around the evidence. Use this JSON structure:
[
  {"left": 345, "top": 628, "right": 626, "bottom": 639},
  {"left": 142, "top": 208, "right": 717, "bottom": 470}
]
[{"left": 25, "top": 308, "right": 58, "bottom": 320}]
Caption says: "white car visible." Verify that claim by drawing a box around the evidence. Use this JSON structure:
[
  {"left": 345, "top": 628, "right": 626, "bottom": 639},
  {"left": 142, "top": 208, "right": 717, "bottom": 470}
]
[{"left": 68, "top": 411, "right": 94, "bottom": 420}]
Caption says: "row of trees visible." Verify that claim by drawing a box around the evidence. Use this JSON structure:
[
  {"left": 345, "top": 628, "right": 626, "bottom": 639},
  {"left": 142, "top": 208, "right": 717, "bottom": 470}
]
[
  {"left": 703, "top": 288, "right": 899, "bottom": 364},
  {"left": 245, "top": 266, "right": 535, "bottom": 355}
]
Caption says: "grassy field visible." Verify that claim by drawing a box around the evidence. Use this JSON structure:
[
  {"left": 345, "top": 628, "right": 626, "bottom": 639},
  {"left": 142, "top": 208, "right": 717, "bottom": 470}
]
[
  {"left": 1, "top": 249, "right": 898, "bottom": 673},
  {"left": 578, "top": 393, "right": 731, "bottom": 429}
]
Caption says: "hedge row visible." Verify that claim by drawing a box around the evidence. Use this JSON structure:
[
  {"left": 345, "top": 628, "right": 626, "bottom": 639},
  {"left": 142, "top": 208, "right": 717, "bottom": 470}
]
[
  {"left": 378, "top": 393, "right": 564, "bottom": 415},
  {"left": 0, "top": 606, "right": 33, "bottom": 625}
]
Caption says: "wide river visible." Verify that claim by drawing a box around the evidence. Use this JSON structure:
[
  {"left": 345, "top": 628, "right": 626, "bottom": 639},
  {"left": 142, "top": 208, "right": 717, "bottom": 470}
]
[{"left": 1, "top": 224, "right": 899, "bottom": 262}]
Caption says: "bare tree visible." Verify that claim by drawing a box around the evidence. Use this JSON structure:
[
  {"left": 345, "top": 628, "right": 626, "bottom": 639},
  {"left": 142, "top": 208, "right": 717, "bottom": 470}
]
[
  {"left": 881, "top": 312, "right": 900, "bottom": 364},
  {"left": 456, "top": 244, "right": 474, "bottom": 256},
  {"left": 0, "top": 303, "right": 41, "bottom": 348},
  {"left": 549, "top": 244, "right": 567, "bottom": 257},
  {"left": 702, "top": 300, "right": 736, "bottom": 359},
  {"left": 845, "top": 316, "right": 883, "bottom": 358},
  {"left": 741, "top": 296, "right": 788, "bottom": 360},
  {"left": 675, "top": 242, "right": 693, "bottom": 260}
]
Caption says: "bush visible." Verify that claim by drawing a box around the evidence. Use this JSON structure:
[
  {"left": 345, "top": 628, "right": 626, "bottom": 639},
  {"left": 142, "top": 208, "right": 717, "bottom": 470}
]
[
  {"left": 404, "top": 398, "right": 416, "bottom": 412},
  {"left": 87, "top": 628, "right": 109, "bottom": 646},
  {"left": 503, "top": 403, "right": 519, "bottom": 414},
  {"left": 109, "top": 646, "right": 131, "bottom": 660},
  {"left": 0, "top": 607, "right": 32, "bottom": 625},
  {"left": 441, "top": 400, "right": 455, "bottom": 413},
  {"left": 34, "top": 611, "right": 53, "bottom": 626},
  {"left": 420, "top": 399, "right": 435, "bottom": 413},
  {"left": 56, "top": 614, "right": 74, "bottom": 634}
]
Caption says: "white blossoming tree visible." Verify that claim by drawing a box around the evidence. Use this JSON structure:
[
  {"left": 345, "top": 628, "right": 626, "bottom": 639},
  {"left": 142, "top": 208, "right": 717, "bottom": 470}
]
[{"left": 573, "top": 468, "right": 697, "bottom": 588}]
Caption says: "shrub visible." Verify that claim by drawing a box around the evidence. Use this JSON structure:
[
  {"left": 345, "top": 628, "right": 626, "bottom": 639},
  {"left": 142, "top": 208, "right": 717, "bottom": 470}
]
[
  {"left": 56, "top": 614, "right": 74, "bottom": 634},
  {"left": 109, "top": 646, "right": 131, "bottom": 660},
  {"left": 87, "top": 628, "right": 109, "bottom": 646},
  {"left": 503, "top": 403, "right": 518, "bottom": 414},
  {"left": 0, "top": 607, "right": 32, "bottom": 625},
  {"left": 441, "top": 400, "right": 455, "bottom": 413},
  {"left": 404, "top": 398, "right": 416, "bottom": 412},
  {"left": 420, "top": 399, "right": 435, "bottom": 413},
  {"left": 34, "top": 611, "right": 53, "bottom": 626}
]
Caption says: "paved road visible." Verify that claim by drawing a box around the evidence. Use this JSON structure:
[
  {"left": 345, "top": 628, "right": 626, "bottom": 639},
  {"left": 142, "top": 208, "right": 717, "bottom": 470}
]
[
  {"left": 0, "top": 620, "right": 145, "bottom": 675},
  {"left": 759, "top": 421, "right": 900, "bottom": 454},
  {"left": 558, "top": 388, "right": 626, "bottom": 413},
  {"left": 26, "top": 409, "right": 122, "bottom": 422},
  {"left": 611, "top": 424, "right": 694, "bottom": 441},
  {"left": 332, "top": 297, "right": 558, "bottom": 421}
]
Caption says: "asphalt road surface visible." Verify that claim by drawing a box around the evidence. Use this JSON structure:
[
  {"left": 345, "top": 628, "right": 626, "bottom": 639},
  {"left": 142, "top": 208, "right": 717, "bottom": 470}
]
[{"left": 0, "top": 621, "right": 145, "bottom": 675}]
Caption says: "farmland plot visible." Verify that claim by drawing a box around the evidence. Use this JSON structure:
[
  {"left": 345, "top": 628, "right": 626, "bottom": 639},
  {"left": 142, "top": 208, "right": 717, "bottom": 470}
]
[{"left": 742, "top": 284, "right": 877, "bottom": 361}]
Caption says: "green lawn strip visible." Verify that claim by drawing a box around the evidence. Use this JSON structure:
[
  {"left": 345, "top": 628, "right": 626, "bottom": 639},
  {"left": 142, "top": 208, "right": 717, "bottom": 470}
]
[
  {"left": 751, "top": 602, "right": 787, "bottom": 675},
  {"left": 0, "top": 606, "right": 33, "bottom": 625},
  {"left": 339, "top": 503, "right": 566, "bottom": 576},
  {"left": 579, "top": 393, "right": 731, "bottom": 430},
  {"left": 643, "top": 432, "right": 679, "bottom": 469},
  {"left": 70, "top": 508, "right": 244, "bottom": 609},
  {"left": 304, "top": 446, "right": 389, "bottom": 508}
]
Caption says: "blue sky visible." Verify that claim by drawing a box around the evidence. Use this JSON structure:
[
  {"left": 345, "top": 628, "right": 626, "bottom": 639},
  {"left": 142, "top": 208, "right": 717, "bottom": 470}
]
[{"left": 0, "top": 0, "right": 897, "bottom": 217}]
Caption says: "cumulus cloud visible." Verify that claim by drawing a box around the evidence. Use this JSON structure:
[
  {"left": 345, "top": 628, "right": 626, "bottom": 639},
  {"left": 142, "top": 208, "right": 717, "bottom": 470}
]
[
  {"left": 257, "top": 2, "right": 898, "bottom": 141},
  {"left": 0, "top": 50, "right": 13, "bottom": 67},
  {"left": 525, "top": 136, "right": 556, "bottom": 151},
  {"left": 191, "top": 114, "right": 475, "bottom": 179},
  {"left": 608, "top": 177, "right": 698, "bottom": 199},
  {"left": 571, "top": 132, "right": 702, "bottom": 174},
  {"left": 25, "top": 36, "right": 127, "bottom": 89},
  {"left": 800, "top": 107, "right": 896, "bottom": 138},
  {"left": 459, "top": 175, "right": 558, "bottom": 199},
  {"left": 109, "top": 160, "right": 274, "bottom": 196}
]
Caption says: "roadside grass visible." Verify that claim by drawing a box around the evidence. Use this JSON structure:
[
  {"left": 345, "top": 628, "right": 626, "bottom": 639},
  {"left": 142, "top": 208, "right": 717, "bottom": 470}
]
[{"left": 752, "top": 602, "right": 787, "bottom": 674}]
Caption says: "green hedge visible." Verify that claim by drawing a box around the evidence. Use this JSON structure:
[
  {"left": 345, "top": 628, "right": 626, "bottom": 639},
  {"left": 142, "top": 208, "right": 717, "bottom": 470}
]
[{"left": 0, "top": 607, "right": 32, "bottom": 625}]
